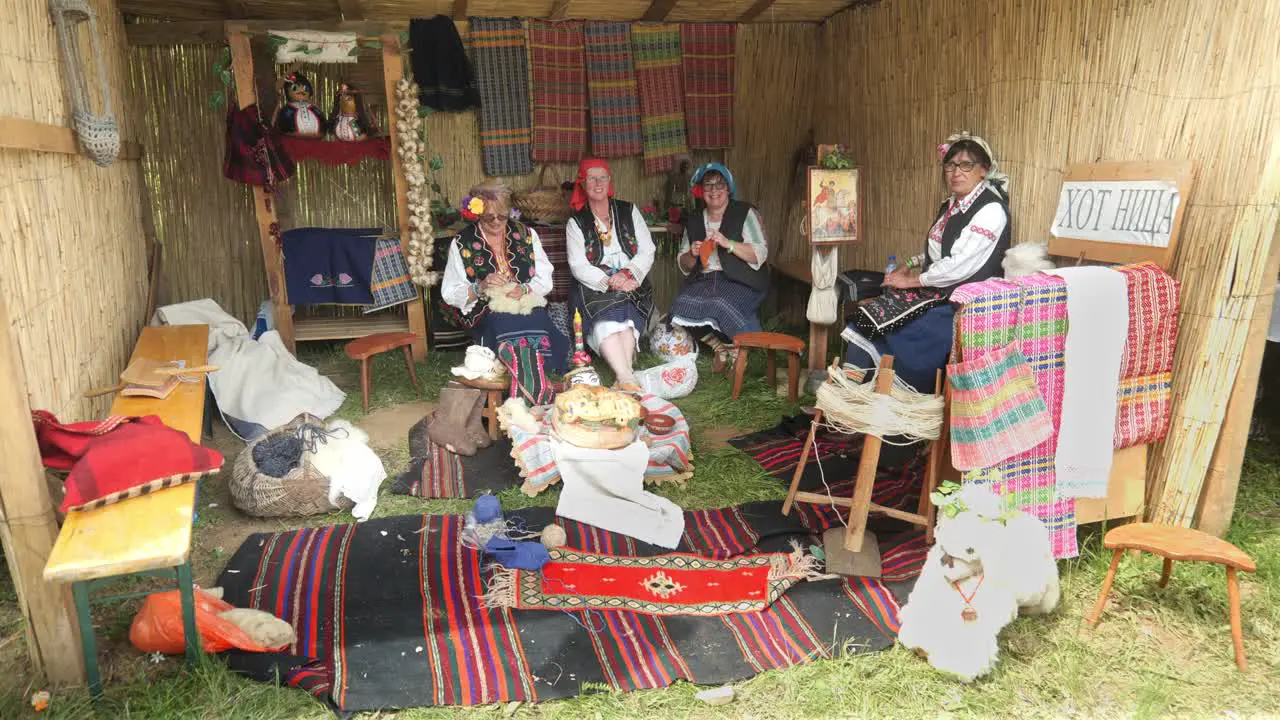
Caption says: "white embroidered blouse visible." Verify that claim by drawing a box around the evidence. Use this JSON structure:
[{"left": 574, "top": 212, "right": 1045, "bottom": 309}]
[{"left": 910, "top": 180, "right": 1008, "bottom": 288}]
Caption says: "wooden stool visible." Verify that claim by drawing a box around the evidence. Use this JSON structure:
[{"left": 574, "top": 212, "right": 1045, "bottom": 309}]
[
  {"left": 456, "top": 376, "right": 506, "bottom": 440},
  {"left": 731, "top": 331, "right": 806, "bottom": 402},
  {"left": 1087, "top": 522, "right": 1257, "bottom": 671},
  {"left": 344, "top": 332, "right": 420, "bottom": 412}
]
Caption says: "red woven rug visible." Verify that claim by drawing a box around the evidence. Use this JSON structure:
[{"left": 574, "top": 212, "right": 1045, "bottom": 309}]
[
  {"left": 1113, "top": 261, "right": 1180, "bottom": 448},
  {"left": 528, "top": 19, "right": 587, "bottom": 164},
  {"left": 680, "top": 23, "right": 735, "bottom": 149},
  {"left": 487, "top": 546, "right": 818, "bottom": 616}
]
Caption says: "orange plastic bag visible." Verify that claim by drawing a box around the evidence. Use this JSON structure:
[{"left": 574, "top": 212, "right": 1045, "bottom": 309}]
[{"left": 129, "top": 589, "right": 278, "bottom": 655}]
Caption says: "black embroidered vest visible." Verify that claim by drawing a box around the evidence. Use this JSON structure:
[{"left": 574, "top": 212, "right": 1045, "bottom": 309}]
[
  {"left": 454, "top": 220, "right": 537, "bottom": 284},
  {"left": 922, "top": 186, "right": 1011, "bottom": 292},
  {"left": 686, "top": 200, "right": 769, "bottom": 293},
  {"left": 571, "top": 200, "right": 639, "bottom": 267}
]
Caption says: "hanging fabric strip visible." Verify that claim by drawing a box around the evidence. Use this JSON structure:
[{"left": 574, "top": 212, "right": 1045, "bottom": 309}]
[
  {"left": 632, "top": 23, "right": 689, "bottom": 174},
  {"left": 472, "top": 18, "right": 534, "bottom": 176},
  {"left": 584, "top": 21, "right": 644, "bottom": 158},
  {"left": 679, "top": 23, "right": 736, "bottom": 149},
  {"left": 528, "top": 20, "right": 588, "bottom": 164}
]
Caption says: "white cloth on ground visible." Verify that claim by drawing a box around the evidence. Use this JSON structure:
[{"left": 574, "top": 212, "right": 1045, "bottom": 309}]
[
  {"left": 154, "top": 299, "right": 345, "bottom": 433},
  {"left": 1046, "top": 267, "right": 1129, "bottom": 499},
  {"left": 553, "top": 439, "right": 685, "bottom": 549},
  {"left": 310, "top": 420, "right": 386, "bottom": 522}
]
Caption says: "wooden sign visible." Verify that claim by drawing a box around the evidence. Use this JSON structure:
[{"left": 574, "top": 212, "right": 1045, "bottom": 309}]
[{"left": 1048, "top": 160, "right": 1194, "bottom": 270}]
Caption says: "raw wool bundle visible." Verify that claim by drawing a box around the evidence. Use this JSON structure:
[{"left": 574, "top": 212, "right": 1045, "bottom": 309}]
[
  {"left": 484, "top": 283, "right": 548, "bottom": 315},
  {"left": 815, "top": 363, "right": 944, "bottom": 444},
  {"left": 50, "top": 0, "right": 119, "bottom": 166},
  {"left": 1003, "top": 242, "right": 1056, "bottom": 277},
  {"left": 395, "top": 78, "right": 440, "bottom": 287},
  {"left": 807, "top": 247, "right": 840, "bottom": 325}
]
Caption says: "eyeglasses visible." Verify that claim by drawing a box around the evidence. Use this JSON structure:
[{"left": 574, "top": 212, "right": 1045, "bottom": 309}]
[
  {"left": 479, "top": 214, "right": 509, "bottom": 224},
  {"left": 585, "top": 175, "right": 611, "bottom": 185},
  {"left": 942, "top": 161, "right": 978, "bottom": 174},
  {"left": 702, "top": 181, "right": 729, "bottom": 192}
]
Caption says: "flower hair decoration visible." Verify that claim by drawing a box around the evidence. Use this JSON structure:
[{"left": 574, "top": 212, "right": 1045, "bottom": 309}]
[{"left": 460, "top": 195, "right": 486, "bottom": 222}]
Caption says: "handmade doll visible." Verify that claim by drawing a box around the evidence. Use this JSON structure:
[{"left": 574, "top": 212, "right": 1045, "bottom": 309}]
[
  {"left": 273, "top": 72, "right": 325, "bottom": 138},
  {"left": 328, "top": 83, "right": 376, "bottom": 142}
]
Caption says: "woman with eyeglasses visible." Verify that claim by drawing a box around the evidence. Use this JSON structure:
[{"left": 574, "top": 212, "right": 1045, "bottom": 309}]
[
  {"left": 670, "top": 163, "right": 770, "bottom": 372},
  {"left": 842, "top": 132, "right": 1011, "bottom": 392},
  {"left": 565, "top": 158, "right": 656, "bottom": 392},
  {"left": 440, "top": 180, "right": 569, "bottom": 386}
]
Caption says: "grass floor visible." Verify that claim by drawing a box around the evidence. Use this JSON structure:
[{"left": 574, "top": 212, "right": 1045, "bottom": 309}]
[{"left": 1, "top": 345, "right": 1277, "bottom": 719}]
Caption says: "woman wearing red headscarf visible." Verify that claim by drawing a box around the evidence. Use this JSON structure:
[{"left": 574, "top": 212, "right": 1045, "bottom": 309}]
[{"left": 565, "top": 158, "right": 656, "bottom": 391}]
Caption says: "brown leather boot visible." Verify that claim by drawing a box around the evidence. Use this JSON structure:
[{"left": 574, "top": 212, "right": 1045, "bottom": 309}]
[
  {"left": 427, "top": 382, "right": 482, "bottom": 455},
  {"left": 465, "top": 392, "right": 494, "bottom": 450}
]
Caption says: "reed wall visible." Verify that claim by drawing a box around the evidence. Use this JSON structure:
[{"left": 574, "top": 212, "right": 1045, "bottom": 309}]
[
  {"left": 814, "top": 0, "right": 1280, "bottom": 524},
  {"left": 0, "top": 0, "right": 150, "bottom": 421}
]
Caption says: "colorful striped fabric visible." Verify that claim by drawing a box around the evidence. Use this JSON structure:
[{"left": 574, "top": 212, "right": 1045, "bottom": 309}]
[
  {"left": 951, "top": 274, "right": 1079, "bottom": 559},
  {"left": 679, "top": 23, "right": 735, "bottom": 149},
  {"left": 1113, "top": 262, "right": 1180, "bottom": 448},
  {"left": 631, "top": 23, "right": 689, "bottom": 174},
  {"left": 947, "top": 343, "right": 1053, "bottom": 471},
  {"left": 363, "top": 237, "right": 417, "bottom": 313},
  {"left": 584, "top": 22, "right": 643, "bottom": 157},
  {"left": 527, "top": 20, "right": 587, "bottom": 164},
  {"left": 472, "top": 18, "right": 533, "bottom": 176}
]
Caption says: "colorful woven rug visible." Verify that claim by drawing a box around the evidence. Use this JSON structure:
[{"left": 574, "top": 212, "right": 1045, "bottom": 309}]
[
  {"left": 486, "top": 545, "right": 817, "bottom": 616},
  {"left": 950, "top": 274, "right": 1079, "bottom": 559},
  {"left": 679, "top": 23, "right": 735, "bottom": 149},
  {"left": 528, "top": 20, "right": 587, "bottom": 164},
  {"left": 363, "top": 237, "right": 417, "bottom": 313},
  {"left": 584, "top": 21, "right": 643, "bottom": 157},
  {"left": 388, "top": 437, "right": 522, "bottom": 499},
  {"left": 472, "top": 18, "right": 533, "bottom": 176},
  {"left": 1113, "top": 262, "right": 1180, "bottom": 448},
  {"left": 947, "top": 343, "right": 1053, "bottom": 471},
  {"left": 631, "top": 23, "right": 689, "bottom": 174},
  {"left": 218, "top": 501, "right": 926, "bottom": 711}
]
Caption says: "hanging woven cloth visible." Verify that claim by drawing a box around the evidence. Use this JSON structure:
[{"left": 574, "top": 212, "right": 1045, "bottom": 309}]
[
  {"left": 807, "top": 247, "right": 840, "bottom": 325},
  {"left": 50, "top": 0, "right": 119, "bottom": 166}
]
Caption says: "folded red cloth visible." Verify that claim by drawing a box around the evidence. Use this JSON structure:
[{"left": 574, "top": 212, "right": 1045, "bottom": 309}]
[{"left": 32, "top": 410, "right": 145, "bottom": 470}]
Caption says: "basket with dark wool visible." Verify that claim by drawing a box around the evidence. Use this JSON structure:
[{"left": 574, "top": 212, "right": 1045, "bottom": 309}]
[{"left": 229, "top": 413, "right": 353, "bottom": 517}]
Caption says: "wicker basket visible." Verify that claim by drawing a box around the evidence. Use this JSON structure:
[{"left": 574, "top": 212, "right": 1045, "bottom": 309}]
[
  {"left": 230, "top": 413, "right": 354, "bottom": 517},
  {"left": 513, "top": 166, "right": 572, "bottom": 223}
]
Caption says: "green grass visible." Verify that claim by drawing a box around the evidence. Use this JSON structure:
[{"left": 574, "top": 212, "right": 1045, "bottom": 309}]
[{"left": 2, "top": 343, "right": 1277, "bottom": 719}]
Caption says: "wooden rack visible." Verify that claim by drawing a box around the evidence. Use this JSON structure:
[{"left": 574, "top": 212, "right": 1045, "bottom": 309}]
[{"left": 226, "top": 23, "right": 427, "bottom": 360}]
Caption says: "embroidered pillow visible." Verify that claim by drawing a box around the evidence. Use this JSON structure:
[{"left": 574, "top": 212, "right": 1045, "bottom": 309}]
[{"left": 61, "top": 419, "right": 224, "bottom": 512}]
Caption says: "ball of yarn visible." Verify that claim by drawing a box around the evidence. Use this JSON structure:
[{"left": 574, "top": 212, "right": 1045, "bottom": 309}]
[
  {"left": 540, "top": 524, "right": 567, "bottom": 548},
  {"left": 474, "top": 494, "right": 502, "bottom": 524}
]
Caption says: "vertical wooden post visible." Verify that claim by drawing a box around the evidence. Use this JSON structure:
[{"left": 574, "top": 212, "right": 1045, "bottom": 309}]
[
  {"left": 382, "top": 34, "right": 428, "bottom": 360},
  {"left": 0, "top": 294, "right": 84, "bottom": 684},
  {"left": 227, "top": 21, "right": 295, "bottom": 352}
]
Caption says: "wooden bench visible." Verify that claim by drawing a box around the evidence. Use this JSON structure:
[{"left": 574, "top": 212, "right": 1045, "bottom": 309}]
[{"left": 43, "top": 324, "right": 210, "bottom": 697}]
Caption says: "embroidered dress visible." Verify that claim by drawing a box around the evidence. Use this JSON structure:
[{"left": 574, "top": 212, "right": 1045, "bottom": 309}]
[
  {"left": 670, "top": 207, "right": 769, "bottom": 340},
  {"left": 566, "top": 201, "right": 656, "bottom": 351}
]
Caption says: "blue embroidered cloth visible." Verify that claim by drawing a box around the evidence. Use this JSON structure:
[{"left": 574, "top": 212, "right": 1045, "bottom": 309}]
[{"left": 283, "top": 227, "right": 378, "bottom": 305}]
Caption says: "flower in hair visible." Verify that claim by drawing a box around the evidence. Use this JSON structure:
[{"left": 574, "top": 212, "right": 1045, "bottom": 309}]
[
  {"left": 461, "top": 195, "right": 485, "bottom": 221},
  {"left": 936, "top": 143, "right": 952, "bottom": 160}
]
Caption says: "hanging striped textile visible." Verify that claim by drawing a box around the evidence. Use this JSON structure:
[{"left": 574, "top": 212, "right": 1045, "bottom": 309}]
[
  {"left": 632, "top": 23, "right": 689, "bottom": 174},
  {"left": 528, "top": 20, "right": 587, "bottom": 164},
  {"left": 584, "top": 21, "right": 643, "bottom": 157},
  {"left": 472, "top": 18, "right": 533, "bottom": 176},
  {"left": 1113, "top": 261, "right": 1180, "bottom": 448},
  {"left": 679, "top": 23, "right": 735, "bottom": 149}
]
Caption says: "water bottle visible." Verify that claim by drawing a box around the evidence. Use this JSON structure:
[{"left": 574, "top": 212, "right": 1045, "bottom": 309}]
[{"left": 885, "top": 254, "right": 898, "bottom": 275}]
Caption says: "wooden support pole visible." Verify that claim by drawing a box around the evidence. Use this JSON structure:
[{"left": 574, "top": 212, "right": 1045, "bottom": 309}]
[
  {"left": 453, "top": 0, "right": 469, "bottom": 20},
  {"left": 739, "top": 0, "right": 777, "bottom": 22},
  {"left": 336, "top": 0, "right": 364, "bottom": 21},
  {"left": 549, "top": 0, "right": 573, "bottom": 20},
  {"left": 0, "top": 116, "right": 141, "bottom": 159},
  {"left": 227, "top": 22, "right": 296, "bottom": 353},
  {"left": 844, "top": 355, "right": 896, "bottom": 552},
  {"left": 382, "top": 35, "right": 428, "bottom": 360},
  {"left": 1196, "top": 221, "right": 1280, "bottom": 536},
  {"left": 642, "top": 0, "right": 679, "bottom": 22},
  {"left": 0, "top": 293, "right": 85, "bottom": 684}
]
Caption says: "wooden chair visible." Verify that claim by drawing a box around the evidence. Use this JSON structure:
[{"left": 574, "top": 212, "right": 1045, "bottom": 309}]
[
  {"left": 345, "top": 331, "right": 420, "bottom": 412},
  {"left": 44, "top": 324, "right": 210, "bottom": 698},
  {"left": 456, "top": 375, "right": 506, "bottom": 440},
  {"left": 782, "top": 355, "right": 944, "bottom": 551},
  {"left": 731, "top": 331, "right": 806, "bottom": 403},
  {"left": 1087, "top": 522, "right": 1257, "bottom": 671}
]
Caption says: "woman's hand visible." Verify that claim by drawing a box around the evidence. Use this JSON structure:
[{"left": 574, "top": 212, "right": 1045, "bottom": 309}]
[
  {"left": 606, "top": 273, "right": 627, "bottom": 291},
  {"left": 480, "top": 272, "right": 508, "bottom": 290},
  {"left": 505, "top": 284, "right": 529, "bottom": 300},
  {"left": 882, "top": 270, "right": 922, "bottom": 289},
  {"left": 710, "top": 230, "right": 732, "bottom": 249},
  {"left": 689, "top": 240, "right": 704, "bottom": 259}
]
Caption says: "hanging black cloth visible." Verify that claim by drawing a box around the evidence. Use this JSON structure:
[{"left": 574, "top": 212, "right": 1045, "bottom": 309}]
[
  {"left": 409, "top": 15, "right": 481, "bottom": 112},
  {"left": 222, "top": 103, "right": 294, "bottom": 190}
]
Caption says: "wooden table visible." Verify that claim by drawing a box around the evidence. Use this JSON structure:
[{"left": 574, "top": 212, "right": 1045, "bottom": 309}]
[{"left": 43, "top": 324, "right": 209, "bottom": 696}]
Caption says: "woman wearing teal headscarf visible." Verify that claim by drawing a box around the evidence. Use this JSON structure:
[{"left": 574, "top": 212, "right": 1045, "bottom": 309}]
[{"left": 670, "top": 162, "right": 770, "bottom": 371}]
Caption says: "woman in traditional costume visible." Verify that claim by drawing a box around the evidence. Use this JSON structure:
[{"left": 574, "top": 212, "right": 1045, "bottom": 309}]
[
  {"left": 843, "top": 132, "right": 1011, "bottom": 391},
  {"left": 441, "top": 181, "right": 569, "bottom": 401},
  {"left": 670, "top": 163, "right": 770, "bottom": 371},
  {"left": 565, "top": 158, "right": 656, "bottom": 391}
]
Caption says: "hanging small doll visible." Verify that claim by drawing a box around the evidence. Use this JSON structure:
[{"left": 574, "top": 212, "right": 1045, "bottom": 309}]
[
  {"left": 328, "top": 83, "right": 377, "bottom": 142},
  {"left": 273, "top": 72, "right": 326, "bottom": 138}
]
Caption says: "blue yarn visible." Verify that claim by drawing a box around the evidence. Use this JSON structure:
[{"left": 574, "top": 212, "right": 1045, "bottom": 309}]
[
  {"left": 484, "top": 537, "right": 549, "bottom": 571},
  {"left": 474, "top": 494, "right": 502, "bottom": 524}
]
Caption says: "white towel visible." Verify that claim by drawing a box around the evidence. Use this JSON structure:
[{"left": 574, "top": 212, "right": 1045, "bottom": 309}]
[
  {"left": 271, "top": 30, "right": 359, "bottom": 64},
  {"left": 1047, "top": 267, "right": 1129, "bottom": 498},
  {"left": 553, "top": 440, "right": 685, "bottom": 549}
]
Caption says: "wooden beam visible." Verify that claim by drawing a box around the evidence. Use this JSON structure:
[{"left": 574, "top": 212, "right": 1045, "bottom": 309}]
[
  {"left": 549, "top": 0, "right": 572, "bottom": 20},
  {"left": 642, "top": 0, "right": 679, "bottom": 22},
  {"left": 453, "top": 0, "right": 468, "bottom": 21},
  {"left": 224, "top": 0, "right": 251, "bottom": 18},
  {"left": 336, "top": 0, "right": 363, "bottom": 21},
  {"left": 739, "top": 0, "right": 776, "bottom": 22},
  {"left": 0, "top": 116, "right": 141, "bottom": 160},
  {"left": 126, "top": 20, "right": 406, "bottom": 46},
  {"left": 0, "top": 292, "right": 85, "bottom": 684}
]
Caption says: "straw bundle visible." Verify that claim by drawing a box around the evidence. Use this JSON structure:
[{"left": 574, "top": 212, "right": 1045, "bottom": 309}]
[{"left": 815, "top": 0, "right": 1280, "bottom": 525}]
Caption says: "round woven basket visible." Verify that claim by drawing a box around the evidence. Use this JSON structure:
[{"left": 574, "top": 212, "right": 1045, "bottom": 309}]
[
  {"left": 513, "top": 166, "right": 572, "bottom": 223},
  {"left": 230, "top": 413, "right": 354, "bottom": 517}
]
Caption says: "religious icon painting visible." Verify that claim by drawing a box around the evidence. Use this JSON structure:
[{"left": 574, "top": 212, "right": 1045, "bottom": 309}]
[{"left": 807, "top": 167, "right": 861, "bottom": 245}]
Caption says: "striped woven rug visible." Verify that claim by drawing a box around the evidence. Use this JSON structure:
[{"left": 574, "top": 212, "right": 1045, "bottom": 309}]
[
  {"left": 472, "top": 18, "right": 533, "bottom": 176},
  {"left": 680, "top": 23, "right": 736, "bottom": 149},
  {"left": 585, "top": 21, "right": 643, "bottom": 157},
  {"left": 632, "top": 23, "right": 689, "bottom": 174},
  {"left": 528, "top": 19, "right": 587, "bottom": 164}
]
